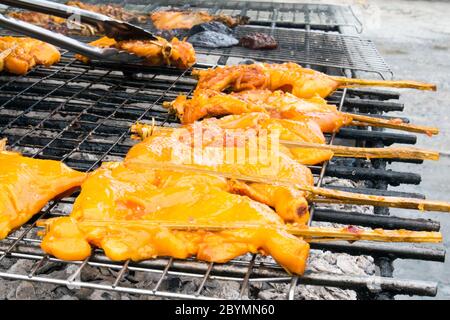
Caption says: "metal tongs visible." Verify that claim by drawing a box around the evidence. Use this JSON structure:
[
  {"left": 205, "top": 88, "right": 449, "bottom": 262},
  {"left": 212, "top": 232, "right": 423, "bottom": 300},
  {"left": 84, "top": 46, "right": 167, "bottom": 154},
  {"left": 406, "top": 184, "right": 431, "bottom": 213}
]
[{"left": 0, "top": 0, "right": 158, "bottom": 63}]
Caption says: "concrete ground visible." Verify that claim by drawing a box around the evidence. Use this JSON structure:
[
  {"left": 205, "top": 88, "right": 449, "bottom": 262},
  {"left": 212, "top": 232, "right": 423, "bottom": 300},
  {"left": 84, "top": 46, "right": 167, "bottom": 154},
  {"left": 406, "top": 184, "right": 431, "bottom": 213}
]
[{"left": 356, "top": 0, "right": 450, "bottom": 299}]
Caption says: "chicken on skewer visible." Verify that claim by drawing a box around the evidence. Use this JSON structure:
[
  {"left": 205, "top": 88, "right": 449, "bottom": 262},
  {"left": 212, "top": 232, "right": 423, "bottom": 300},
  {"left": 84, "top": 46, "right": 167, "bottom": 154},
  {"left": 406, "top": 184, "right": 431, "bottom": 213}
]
[
  {"left": 129, "top": 126, "right": 450, "bottom": 213},
  {"left": 77, "top": 36, "right": 196, "bottom": 69},
  {"left": 0, "top": 139, "right": 87, "bottom": 239},
  {"left": 8, "top": 1, "right": 148, "bottom": 37},
  {"left": 165, "top": 88, "right": 438, "bottom": 135},
  {"left": 37, "top": 161, "right": 442, "bottom": 275},
  {"left": 132, "top": 113, "right": 439, "bottom": 166},
  {"left": 0, "top": 36, "right": 60, "bottom": 75},
  {"left": 150, "top": 10, "right": 249, "bottom": 30},
  {"left": 38, "top": 161, "right": 311, "bottom": 275},
  {"left": 125, "top": 127, "right": 313, "bottom": 224},
  {"left": 192, "top": 62, "right": 436, "bottom": 99}
]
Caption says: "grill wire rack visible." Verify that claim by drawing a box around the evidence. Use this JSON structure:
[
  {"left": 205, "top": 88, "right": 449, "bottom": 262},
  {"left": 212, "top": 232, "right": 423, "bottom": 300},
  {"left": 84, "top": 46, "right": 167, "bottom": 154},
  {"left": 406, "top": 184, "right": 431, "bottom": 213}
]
[{"left": 0, "top": 1, "right": 445, "bottom": 300}]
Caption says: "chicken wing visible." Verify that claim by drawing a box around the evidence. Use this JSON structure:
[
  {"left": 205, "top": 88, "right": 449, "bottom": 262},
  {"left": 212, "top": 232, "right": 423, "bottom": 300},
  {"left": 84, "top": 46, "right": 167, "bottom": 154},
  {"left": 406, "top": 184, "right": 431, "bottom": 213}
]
[
  {"left": 78, "top": 36, "right": 196, "bottom": 69},
  {"left": 0, "top": 36, "right": 61, "bottom": 75},
  {"left": 150, "top": 10, "right": 248, "bottom": 30},
  {"left": 40, "top": 162, "right": 310, "bottom": 275},
  {"left": 192, "top": 62, "right": 436, "bottom": 99},
  {"left": 0, "top": 141, "right": 86, "bottom": 239}
]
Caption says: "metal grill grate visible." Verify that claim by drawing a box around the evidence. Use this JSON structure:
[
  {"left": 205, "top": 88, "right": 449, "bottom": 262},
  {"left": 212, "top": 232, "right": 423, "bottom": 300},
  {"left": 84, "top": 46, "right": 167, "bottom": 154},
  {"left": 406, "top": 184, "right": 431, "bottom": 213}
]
[
  {"left": 0, "top": 50, "right": 444, "bottom": 299},
  {"left": 0, "top": 1, "right": 391, "bottom": 77}
]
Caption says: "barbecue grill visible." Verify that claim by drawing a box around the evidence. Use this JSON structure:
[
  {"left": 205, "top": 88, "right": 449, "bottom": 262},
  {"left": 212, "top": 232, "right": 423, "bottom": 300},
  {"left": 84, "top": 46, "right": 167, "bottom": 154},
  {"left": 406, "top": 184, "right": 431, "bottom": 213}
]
[{"left": 0, "top": 0, "right": 445, "bottom": 300}]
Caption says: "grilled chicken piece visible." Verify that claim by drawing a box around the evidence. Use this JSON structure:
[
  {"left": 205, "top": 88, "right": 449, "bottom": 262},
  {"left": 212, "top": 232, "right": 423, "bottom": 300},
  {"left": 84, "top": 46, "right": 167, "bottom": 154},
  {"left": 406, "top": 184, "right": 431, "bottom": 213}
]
[
  {"left": 0, "top": 37, "right": 60, "bottom": 75},
  {"left": 0, "top": 141, "right": 86, "bottom": 239},
  {"left": 125, "top": 125, "right": 314, "bottom": 224},
  {"left": 167, "top": 88, "right": 352, "bottom": 133},
  {"left": 150, "top": 10, "right": 249, "bottom": 30},
  {"left": 40, "top": 162, "right": 310, "bottom": 275},
  {"left": 192, "top": 62, "right": 436, "bottom": 99},
  {"left": 8, "top": 2, "right": 147, "bottom": 36},
  {"left": 66, "top": 1, "right": 148, "bottom": 23},
  {"left": 78, "top": 36, "right": 196, "bottom": 69}
]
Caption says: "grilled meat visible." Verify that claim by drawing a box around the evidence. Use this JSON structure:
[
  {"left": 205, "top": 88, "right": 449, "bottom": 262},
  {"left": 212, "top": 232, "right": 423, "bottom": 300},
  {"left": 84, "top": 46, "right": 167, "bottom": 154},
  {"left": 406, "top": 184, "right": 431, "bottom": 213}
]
[
  {"left": 239, "top": 33, "right": 278, "bottom": 50},
  {"left": 166, "top": 89, "right": 352, "bottom": 133},
  {"left": 0, "top": 36, "right": 60, "bottom": 75},
  {"left": 66, "top": 1, "right": 148, "bottom": 23},
  {"left": 125, "top": 125, "right": 313, "bottom": 224},
  {"left": 40, "top": 162, "right": 309, "bottom": 274},
  {"left": 150, "top": 10, "right": 249, "bottom": 30},
  {"left": 192, "top": 62, "right": 436, "bottom": 99},
  {"left": 8, "top": 1, "right": 147, "bottom": 36},
  {"left": 0, "top": 140, "right": 86, "bottom": 239},
  {"left": 78, "top": 36, "right": 196, "bottom": 69}
]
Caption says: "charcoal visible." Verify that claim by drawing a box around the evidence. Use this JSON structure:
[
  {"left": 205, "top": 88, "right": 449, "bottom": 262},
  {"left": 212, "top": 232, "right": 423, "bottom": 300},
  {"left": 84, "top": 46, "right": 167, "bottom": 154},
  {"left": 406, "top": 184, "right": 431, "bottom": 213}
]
[
  {"left": 188, "top": 22, "right": 233, "bottom": 36},
  {"left": 188, "top": 31, "right": 239, "bottom": 48}
]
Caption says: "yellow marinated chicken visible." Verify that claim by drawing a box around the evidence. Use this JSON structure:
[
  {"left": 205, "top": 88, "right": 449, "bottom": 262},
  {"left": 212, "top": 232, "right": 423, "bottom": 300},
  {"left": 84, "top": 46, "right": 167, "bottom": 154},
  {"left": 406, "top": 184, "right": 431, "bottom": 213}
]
[
  {"left": 0, "top": 36, "right": 61, "bottom": 75},
  {"left": 192, "top": 63, "right": 436, "bottom": 99},
  {"left": 40, "top": 162, "right": 310, "bottom": 275},
  {"left": 126, "top": 126, "right": 314, "bottom": 224},
  {"left": 78, "top": 36, "right": 196, "bottom": 69},
  {"left": 0, "top": 140, "right": 86, "bottom": 239}
]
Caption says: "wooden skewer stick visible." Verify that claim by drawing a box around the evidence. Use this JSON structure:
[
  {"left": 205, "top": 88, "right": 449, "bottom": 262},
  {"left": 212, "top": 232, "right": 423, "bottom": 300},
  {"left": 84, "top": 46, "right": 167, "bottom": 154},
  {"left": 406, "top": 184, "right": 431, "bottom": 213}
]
[
  {"left": 280, "top": 140, "right": 439, "bottom": 161},
  {"left": 347, "top": 113, "right": 439, "bottom": 135},
  {"left": 331, "top": 76, "right": 437, "bottom": 91},
  {"left": 0, "top": 138, "right": 6, "bottom": 151},
  {"left": 126, "top": 161, "right": 450, "bottom": 213},
  {"left": 130, "top": 124, "right": 439, "bottom": 161},
  {"left": 58, "top": 219, "right": 442, "bottom": 243}
]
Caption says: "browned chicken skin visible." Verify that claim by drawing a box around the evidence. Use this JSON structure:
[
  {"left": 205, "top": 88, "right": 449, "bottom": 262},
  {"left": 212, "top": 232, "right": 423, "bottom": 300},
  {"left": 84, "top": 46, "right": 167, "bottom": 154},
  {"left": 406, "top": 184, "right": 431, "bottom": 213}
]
[
  {"left": 79, "top": 36, "right": 196, "bottom": 69},
  {"left": 150, "top": 10, "right": 249, "bottom": 30},
  {"left": 0, "top": 36, "right": 60, "bottom": 75}
]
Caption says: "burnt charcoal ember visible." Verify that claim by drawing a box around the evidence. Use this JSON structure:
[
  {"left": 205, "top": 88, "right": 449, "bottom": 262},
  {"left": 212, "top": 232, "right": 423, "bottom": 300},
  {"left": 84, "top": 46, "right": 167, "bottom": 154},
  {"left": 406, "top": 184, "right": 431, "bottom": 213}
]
[
  {"left": 188, "top": 31, "right": 239, "bottom": 48},
  {"left": 188, "top": 21, "right": 234, "bottom": 36},
  {"left": 239, "top": 33, "right": 278, "bottom": 50}
]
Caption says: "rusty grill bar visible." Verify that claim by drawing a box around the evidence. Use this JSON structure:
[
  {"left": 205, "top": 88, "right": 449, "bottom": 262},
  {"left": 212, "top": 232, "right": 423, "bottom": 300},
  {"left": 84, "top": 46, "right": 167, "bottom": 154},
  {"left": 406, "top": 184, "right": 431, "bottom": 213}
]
[{"left": 0, "top": 1, "right": 445, "bottom": 300}]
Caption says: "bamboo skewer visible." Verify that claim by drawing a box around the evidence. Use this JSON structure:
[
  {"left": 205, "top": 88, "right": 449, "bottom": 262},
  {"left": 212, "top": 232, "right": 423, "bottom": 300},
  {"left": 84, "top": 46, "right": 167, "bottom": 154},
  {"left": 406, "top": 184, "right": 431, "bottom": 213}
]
[
  {"left": 126, "top": 161, "right": 450, "bottom": 213},
  {"left": 347, "top": 113, "right": 439, "bottom": 136},
  {"left": 48, "top": 219, "right": 441, "bottom": 244},
  {"left": 130, "top": 124, "right": 440, "bottom": 161},
  {"left": 280, "top": 140, "right": 439, "bottom": 161},
  {"left": 331, "top": 76, "right": 437, "bottom": 91}
]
